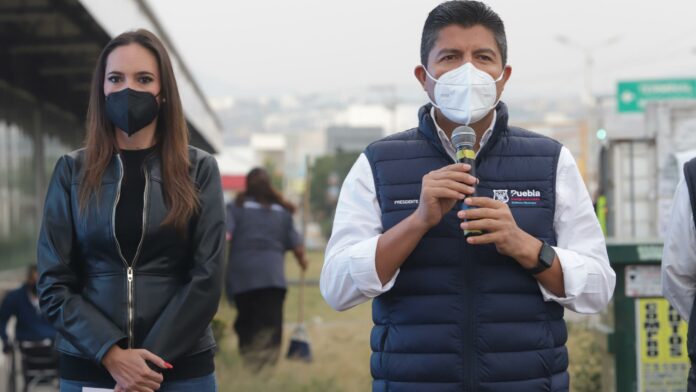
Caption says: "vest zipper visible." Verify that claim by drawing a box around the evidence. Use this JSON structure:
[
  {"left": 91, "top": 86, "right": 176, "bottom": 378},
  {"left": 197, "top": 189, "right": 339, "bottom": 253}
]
[
  {"left": 468, "top": 156, "right": 481, "bottom": 392},
  {"left": 462, "top": 240, "right": 476, "bottom": 392}
]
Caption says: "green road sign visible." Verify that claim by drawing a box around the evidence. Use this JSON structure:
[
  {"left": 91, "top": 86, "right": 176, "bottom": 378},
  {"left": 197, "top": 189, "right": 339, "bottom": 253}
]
[{"left": 617, "top": 79, "right": 696, "bottom": 113}]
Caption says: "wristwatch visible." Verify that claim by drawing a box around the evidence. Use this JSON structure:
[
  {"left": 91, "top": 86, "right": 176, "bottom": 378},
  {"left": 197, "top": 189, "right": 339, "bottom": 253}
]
[{"left": 526, "top": 241, "right": 556, "bottom": 275}]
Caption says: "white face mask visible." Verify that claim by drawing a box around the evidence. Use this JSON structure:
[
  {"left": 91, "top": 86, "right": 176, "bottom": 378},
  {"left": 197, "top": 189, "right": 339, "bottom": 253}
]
[{"left": 424, "top": 63, "right": 504, "bottom": 125}]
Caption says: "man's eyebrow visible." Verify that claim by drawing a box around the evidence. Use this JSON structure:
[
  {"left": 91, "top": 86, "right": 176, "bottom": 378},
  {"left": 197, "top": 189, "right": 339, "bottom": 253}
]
[
  {"left": 473, "top": 48, "right": 498, "bottom": 57},
  {"left": 435, "top": 48, "right": 462, "bottom": 57}
]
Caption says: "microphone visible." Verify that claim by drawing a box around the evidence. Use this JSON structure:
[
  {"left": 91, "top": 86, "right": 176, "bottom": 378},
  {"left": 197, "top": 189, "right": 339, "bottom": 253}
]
[{"left": 451, "top": 126, "right": 481, "bottom": 237}]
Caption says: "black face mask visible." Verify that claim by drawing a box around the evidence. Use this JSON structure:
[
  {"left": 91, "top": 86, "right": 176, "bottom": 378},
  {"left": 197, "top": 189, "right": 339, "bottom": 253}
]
[
  {"left": 29, "top": 283, "right": 37, "bottom": 296},
  {"left": 105, "top": 88, "right": 160, "bottom": 137}
]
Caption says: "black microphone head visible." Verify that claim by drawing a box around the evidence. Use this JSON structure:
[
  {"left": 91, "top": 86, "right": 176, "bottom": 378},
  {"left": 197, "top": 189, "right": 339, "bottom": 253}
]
[{"left": 451, "top": 126, "right": 476, "bottom": 149}]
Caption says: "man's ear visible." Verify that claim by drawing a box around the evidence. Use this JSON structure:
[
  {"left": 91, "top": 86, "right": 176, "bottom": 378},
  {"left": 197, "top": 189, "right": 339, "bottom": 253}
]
[
  {"left": 414, "top": 65, "right": 428, "bottom": 90},
  {"left": 501, "top": 64, "right": 512, "bottom": 85}
]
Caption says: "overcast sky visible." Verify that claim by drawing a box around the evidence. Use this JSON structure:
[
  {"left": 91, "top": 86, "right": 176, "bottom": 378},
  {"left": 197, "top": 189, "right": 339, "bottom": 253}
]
[{"left": 148, "top": 0, "right": 696, "bottom": 101}]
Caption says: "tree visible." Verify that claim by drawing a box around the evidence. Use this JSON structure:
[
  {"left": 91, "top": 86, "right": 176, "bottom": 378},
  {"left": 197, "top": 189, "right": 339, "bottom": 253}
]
[{"left": 309, "top": 151, "right": 360, "bottom": 238}]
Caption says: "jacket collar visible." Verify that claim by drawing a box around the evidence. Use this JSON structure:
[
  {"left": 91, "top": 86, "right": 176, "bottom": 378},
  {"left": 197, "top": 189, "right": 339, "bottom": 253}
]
[{"left": 109, "top": 149, "right": 162, "bottom": 182}]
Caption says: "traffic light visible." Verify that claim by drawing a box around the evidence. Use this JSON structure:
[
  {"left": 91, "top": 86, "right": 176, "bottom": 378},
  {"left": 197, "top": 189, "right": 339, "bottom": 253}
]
[{"left": 596, "top": 128, "right": 607, "bottom": 141}]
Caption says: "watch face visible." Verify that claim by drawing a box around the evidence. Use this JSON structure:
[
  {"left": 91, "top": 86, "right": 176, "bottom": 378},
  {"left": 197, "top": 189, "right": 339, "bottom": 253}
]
[{"left": 539, "top": 243, "right": 556, "bottom": 268}]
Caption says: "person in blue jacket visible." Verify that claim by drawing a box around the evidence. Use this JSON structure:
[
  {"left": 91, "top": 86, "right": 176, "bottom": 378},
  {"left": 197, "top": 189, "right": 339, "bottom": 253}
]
[
  {"left": 226, "top": 167, "right": 308, "bottom": 371},
  {"left": 0, "top": 264, "right": 56, "bottom": 353},
  {"left": 321, "top": 1, "right": 616, "bottom": 391}
]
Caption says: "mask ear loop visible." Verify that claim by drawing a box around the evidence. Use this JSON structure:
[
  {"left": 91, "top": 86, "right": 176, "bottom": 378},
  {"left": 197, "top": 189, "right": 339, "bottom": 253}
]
[
  {"left": 490, "top": 69, "right": 506, "bottom": 109},
  {"left": 421, "top": 66, "right": 442, "bottom": 110}
]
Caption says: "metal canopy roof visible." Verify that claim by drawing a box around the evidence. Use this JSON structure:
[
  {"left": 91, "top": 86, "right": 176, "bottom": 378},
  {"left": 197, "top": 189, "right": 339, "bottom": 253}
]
[{"left": 0, "top": 0, "right": 222, "bottom": 153}]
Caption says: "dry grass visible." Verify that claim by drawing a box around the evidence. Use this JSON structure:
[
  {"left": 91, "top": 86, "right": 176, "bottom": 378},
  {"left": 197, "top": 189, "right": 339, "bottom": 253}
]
[{"left": 215, "top": 251, "right": 373, "bottom": 392}]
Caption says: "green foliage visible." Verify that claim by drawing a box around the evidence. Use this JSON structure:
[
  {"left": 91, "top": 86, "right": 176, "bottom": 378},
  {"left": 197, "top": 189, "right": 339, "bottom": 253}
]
[
  {"left": 0, "top": 233, "right": 38, "bottom": 270},
  {"left": 263, "top": 157, "right": 285, "bottom": 192},
  {"left": 211, "top": 317, "right": 229, "bottom": 348},
  {"left": 308, "top": 151, "right": 360, "bottom": 238}
]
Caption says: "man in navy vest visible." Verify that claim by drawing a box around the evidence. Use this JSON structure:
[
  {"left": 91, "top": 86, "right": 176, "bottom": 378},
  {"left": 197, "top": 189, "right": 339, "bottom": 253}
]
[
  {"left": 662, "top": 157, "right": 696, "bottom": 391},
  {"left": 320, "top": 1, "right": 615, "bottom": 391}
]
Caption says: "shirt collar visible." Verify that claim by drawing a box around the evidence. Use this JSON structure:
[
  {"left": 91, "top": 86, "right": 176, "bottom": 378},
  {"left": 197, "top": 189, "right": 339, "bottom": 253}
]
[{"left": 430, "top": 106, "right": 497, "bottom": 160}]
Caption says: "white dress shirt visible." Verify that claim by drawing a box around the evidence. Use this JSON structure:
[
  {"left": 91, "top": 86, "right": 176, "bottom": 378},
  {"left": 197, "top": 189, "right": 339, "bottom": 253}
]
[
  {"left": 662, "top": 179, "right": 696, "bottom": 321},
  {"left": 320, "top": 110, "right": 616, "bottom": 314}
]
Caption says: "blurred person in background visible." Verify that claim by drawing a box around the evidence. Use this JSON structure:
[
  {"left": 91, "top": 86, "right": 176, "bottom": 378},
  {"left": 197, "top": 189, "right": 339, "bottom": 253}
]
[
  {"left": 226, "top": 167, "right": 308, "bottom": 372},
  {"left": 37, "top": 29, "right": 225, "bottom": 392},
  {"left": 321, "top": 1, "right": 615, "bottom": 390},
  {"left": 0, "top": 264, "right": 56, "bottom": 354},
  {"left": 662, "top": 157, "right": 696, "bottom": 391}
]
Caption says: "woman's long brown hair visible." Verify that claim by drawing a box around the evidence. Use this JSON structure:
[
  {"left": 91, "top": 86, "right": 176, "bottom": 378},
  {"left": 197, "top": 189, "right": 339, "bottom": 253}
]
[
  {"left": 236, "top": 168, "right": 295, "bottom": 214},
  {"left": 79, "top": 29, "right": 199, "bottom": 232}
]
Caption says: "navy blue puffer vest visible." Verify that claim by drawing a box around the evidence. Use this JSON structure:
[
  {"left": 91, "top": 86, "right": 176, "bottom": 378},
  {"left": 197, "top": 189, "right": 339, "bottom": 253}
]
[
  {"left": 364, "top": 103, "right": 568, "bottom": 392},
  {"left": 683, "top": 158, "right": 696, "bottom": 369}
]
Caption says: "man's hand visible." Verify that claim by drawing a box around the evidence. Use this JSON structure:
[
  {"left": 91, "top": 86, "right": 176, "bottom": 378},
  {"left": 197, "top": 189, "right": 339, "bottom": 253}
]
[
  {"left": 415, "top": 163, "right": 477, "bottom": 229},
  {"left": 293, "top": 246, "right": 309, "bottom": 272},
  {"left": 375, "top": 163, "right": 477, "bottom": 285},
  {"left": 457, "top": 196, "right": 541, "bottom": 268},
  {"left": 458, "top": 196, "right": 565, "bottom": 297},
  {"left": 298, "top": 256, "right": 309, "bottom": 271},
  {"left": 102, "top": 345, "right": 171, "bottom": 392}
]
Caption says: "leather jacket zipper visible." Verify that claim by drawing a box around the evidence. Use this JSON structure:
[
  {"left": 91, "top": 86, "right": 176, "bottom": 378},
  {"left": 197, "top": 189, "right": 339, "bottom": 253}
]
[
  {"left": 128, "top": 168, "right": 150, "bottom": 347},
  {"left": 112, "top": 155, "right": 150, "bottom": 348},
  {"left": 112, "top": 155, "right": 132, "bottom": 347},
  {"left": 127, "top": 266, "right": 134, "bottom": 347},
  {"left": 113, "top": 155, "right": 130, "bottom": 267}
]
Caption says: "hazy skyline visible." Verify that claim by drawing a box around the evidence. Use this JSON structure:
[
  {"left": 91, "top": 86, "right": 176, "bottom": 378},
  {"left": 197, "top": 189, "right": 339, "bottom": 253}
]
[{"left": 149, "top": 0, "right": 696, "bottom": 102}]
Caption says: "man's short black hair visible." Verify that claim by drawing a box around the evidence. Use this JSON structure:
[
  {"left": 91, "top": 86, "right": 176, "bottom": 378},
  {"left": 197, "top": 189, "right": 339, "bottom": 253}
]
[{"left": 420, "top": 1, "right": 507, "bottom": 67}]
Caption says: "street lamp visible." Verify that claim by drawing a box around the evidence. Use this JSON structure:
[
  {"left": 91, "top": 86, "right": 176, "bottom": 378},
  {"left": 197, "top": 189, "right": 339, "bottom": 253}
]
[{"left": 555, "top": 34, "right": 621, "bottom": 107}]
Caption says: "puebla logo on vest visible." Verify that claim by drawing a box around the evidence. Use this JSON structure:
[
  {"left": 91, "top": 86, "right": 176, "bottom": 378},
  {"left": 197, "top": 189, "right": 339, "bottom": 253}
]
[
  {"left": 493, "top": 189, "right": 541, "bottom": 206},
  {"left": 493, "top": 190, "right": 509, "bottom": 203}
]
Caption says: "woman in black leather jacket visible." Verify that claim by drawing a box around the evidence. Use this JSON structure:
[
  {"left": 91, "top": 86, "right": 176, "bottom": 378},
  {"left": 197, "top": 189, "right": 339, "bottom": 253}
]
[{"left": 37, "top": 29, "right": 225, "bottom": 392}]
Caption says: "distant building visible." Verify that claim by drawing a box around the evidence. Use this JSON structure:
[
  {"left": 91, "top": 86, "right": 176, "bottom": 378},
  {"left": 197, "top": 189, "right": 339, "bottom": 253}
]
[
  {"left": 326, "top": 125, "right": 383, "bottom": 153},
  {"left": 0, "top": 0, "right": 223, "bottom": 268},
  {"left": 215, "top": 146, "right": 255, "bottom": 204}
]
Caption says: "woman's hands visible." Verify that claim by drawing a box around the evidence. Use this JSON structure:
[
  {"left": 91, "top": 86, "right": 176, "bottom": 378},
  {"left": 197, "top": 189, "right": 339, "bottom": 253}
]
[{"left": 102, "top": 345, "right": 172, "bottom": 392}]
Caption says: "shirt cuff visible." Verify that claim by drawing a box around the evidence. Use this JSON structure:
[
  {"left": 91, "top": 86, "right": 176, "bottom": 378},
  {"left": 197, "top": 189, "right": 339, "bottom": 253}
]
[
  {"left": 537, "top": 246, "right": 589, "bottom": 303},
  {"left": 348, "top": 235, "right": 399, "bottom": 297}
]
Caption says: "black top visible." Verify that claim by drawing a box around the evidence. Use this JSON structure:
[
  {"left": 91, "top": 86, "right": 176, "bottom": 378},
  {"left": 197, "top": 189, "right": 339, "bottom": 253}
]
[
  {"left": 116, "top": 146, "right": 155, "bottom": 264},
  {"left": 60, "top": 147, "right": 214, "bottom": 382}
]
